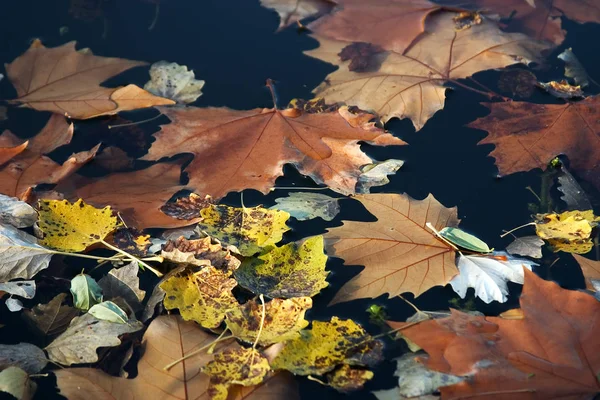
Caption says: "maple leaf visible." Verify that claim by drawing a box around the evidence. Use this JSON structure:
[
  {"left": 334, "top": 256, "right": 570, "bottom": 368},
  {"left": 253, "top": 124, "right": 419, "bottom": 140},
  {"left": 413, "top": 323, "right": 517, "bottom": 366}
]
[
  {"left": 260, "top": 0, "right": 336, "bottom": 30},
  {"left": 306, "top": 12, "right": 548, "bottom": 130},
  {"left": 5, "top": 40, "right": 174, "bottom": 119},
  {"left": 470, "top": 96, "right": 600, "bottom": 193},
  {"left": 393, "top": 269, "right": 600, "bottom": 399},
  {"left": 324, "top": 193, "right": 459, "bottom": 304},
  {"left": 0, "top": 115, "right": 98, "bottom": 199},
  {"left": 142, "top": 105, "right": 404, "bottom": 199}
]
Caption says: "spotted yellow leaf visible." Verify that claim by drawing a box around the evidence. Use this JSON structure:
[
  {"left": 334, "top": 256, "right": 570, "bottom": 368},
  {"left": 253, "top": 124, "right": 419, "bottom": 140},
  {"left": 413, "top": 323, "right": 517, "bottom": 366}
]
[
  {"left": 535, "top": 210, "right": 599, "bottom": 254},
  {"left": 327, "top": 365, "right": 374, "bottom": 393}
]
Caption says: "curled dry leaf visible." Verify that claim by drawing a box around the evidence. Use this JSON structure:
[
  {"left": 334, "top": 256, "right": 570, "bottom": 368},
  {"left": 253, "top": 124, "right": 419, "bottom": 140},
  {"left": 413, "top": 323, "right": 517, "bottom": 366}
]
[
  {"left": 5, "top": 40, "right": 174, "bottom": 119},
  {"left": 324, "top": 193, "right": 459, "bottom": 304},
  {"left": 142, "top": 105, "right": 404, "bottom": 199},
  {"left": 161, "top": 235, "right": 240, "bottom": 272},
  {"left": 260, "top": 0, "right": 335, "bottom": 30},
  {"left": 0, "top": 223, "right": 54, "bottom": 282},
  {"left": 23, "top": 293, "right": 78, "bottom": 338},
  {"left": 144, "top": 61, "right": 205, "bottom": 104},
  {"left": 538, "top": 80, "right": 584, "bottom": 99},
  {"left": 0, "top": 343, "right": 47, "bottom": 374},
  {"left": 0, "top": 194, "right": 37, "bottom": 228}
]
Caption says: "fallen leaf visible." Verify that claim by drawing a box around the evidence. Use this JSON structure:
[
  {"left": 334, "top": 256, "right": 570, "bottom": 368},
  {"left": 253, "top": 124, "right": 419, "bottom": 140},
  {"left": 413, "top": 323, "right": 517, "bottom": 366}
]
[
  {"left": 260, "top": 0, "right": 335, "bottom": 30},
  {"left": 271, "top": 317, "right": 383, "bottom": 375},
  {"left": 396, "top": 269, "right": 600, "bottom": 399},
  {"left": 537, "top": 80, "right": 584, "bottom": 99},
  {"left": 225, "top": 297, "right": 312, "bottom": 346},
  {"left": 112, "top": 228, "right": 151, "bottom": 257},
  {"left": 202, "top": 347, "right": 270, "bottom": 400},
  {"left": 70, "top": 273, "right": 103, "bottom": 311},
  {"left": 534, "top": 210, "right": 599, "bottom": 254},
  {"left": 470, "top": 96, "right": 600, "bottom": 192},
  {"left": 0, "top": 367, "right": 36, "bottom": 400},
  {"left": 0, "top": 115, "right": 98, "bottom": 198},
  {"left": 326, "top": 365, "right": 373, "bottom": 393},
  {"left": 556, "top": 164, "right": 592, "bottom": 211},
  {"left": 324, "top": 193, "right": 459, "bottom": 304},
  {"left": 88, "top": 300, "right": 129, "bottom": 324},
  {"left": 270, "top": 192, "right": 341, "bottom": 222},
  {"left": 5, "top": 40, "right": 174, "bottom": 119},
  {"left": 0, "top": 343, "right": 47, "bottom": 374},
  {"left": 0, "top": 280, "right": 36, "bottom": 299},
  {"left": 98, "top": 262, "right": 146, "bottom": 311},
  {"left": 572, "top": 254, "right": 600, "bottom": 291},
  {"left": 558, "top": 48, "right": 590, "bottom": 87},
  {"left": 23, "top": 293, "right": 78, "bottom": 338},
  {"left": 497, "top": 68, "right": 538, "bottom": 98},
  {"left": 0, "top": 194, "right": 37, "bottom": 228},
  {"left": 235, "top": 236, "right": 329, "bottom": 298},
  {"left": 161, "top": 236, "right": 241, "bottom": 272},
  {"left": 506, "top": 235, "right": 544, "bottom": 258},
  {"left": 6, "top": 297, "right": 24, "bottom": 312},
  {"left": 438, "top": 227, "right": 491, "bottom": 253},
  {"left": 161, "top": 267, "right": 238, "bottom": 329},
  {"left": 161, "top": 193, "right": 212, "bottom": 221},
  {"left": 142, "top": 105, "right": 404, "bottom": 198},
  {"left": 356, "top": 159, "right": 404, "bottom": 194},
  {"left": 93, "top": 147, "right": 134, "bottom": 172},
  {"left": 144, "top": 61, "right": 205, "bottom": 104},
  {"left": 45, "top": 313, "right": 143, "bottom": 366},
  {"left": 197, "top": 204, "right": 291, "bottom": 256},
  {"left": 37, "top": 199, "right": 118, "bottom": 252},
  {"left": 306, "top": 12, "right": 548, "bottom": 129}
]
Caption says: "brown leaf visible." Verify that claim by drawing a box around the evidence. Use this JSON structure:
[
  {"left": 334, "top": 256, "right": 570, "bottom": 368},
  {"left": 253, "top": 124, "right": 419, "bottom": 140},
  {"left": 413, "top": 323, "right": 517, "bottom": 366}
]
[
  {"left": 142, "top": 105, "right": 404, "bottom": 199},
  {"left": 0, "top": 115, "right": 98, "bottom": 199},
  {"left": 93, "top": 147, "right": 134, "bottom": 172},
  {"left": 161, "top": 193, "right": 213, "bottom": 221},
  {"left": 324, "top": 193, "right": 459, "bottom": 304},
  {"left": 306, "top": 12, "right": 548, "bottom": 129},
  {"left": 395, "top": 269, "right": 600, "bottom": 399},
  {"left": 112, "top": 228, "right": 151, "bottom": 257},
  {"left": 22, "top": 293, "right": 78, "bottom": 339},
  {"left": 5, "top": 40, "right": 174, "bottom": 119},
  {"left": 572, "top": 254, "right": 600, "bottom": 291}
]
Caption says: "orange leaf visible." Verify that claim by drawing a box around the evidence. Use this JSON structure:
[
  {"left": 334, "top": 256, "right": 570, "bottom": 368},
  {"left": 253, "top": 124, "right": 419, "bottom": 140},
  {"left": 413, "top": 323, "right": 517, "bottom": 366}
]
[{"left": 572, "top": 254, "right": 600, "bottom": 291}]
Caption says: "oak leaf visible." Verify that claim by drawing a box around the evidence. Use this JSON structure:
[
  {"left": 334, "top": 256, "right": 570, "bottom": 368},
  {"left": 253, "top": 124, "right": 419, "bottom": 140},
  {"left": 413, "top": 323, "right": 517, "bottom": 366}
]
[
  {"left": 306, "top": 12, "right": 548, "bottom": 130},
  {"left": 260, "top": 0, "right": 335, "bottom": 30},
  {"left": 142, "top": 105, "right": 404, "bottom": 199},
  {"left": 394, "top": 269, "right": 600, "bottom": 399},
  {"left": 5, "top": 40, "right": 174, "bottom": 119},
  {"left": 324, "top": 193, "right": 459, "bottom": 305}
]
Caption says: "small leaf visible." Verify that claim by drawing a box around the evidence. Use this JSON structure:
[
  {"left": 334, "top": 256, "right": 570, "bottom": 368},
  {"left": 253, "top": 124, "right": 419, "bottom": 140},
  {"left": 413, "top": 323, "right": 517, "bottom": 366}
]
[
  {"left": 0, "top": 280, "right": 36, "bottom": 299},
  {"left": 160, "top": 193, "right": 212, "bottom": 221},
  {"left": 70, "top": 273, "right": 103, "bottom": 311},
  {"left": 327, "top": 365, "right": 374, "bottom": 393},
  {"left": 144, "top": 61, "right": 205, "bottom": 104},
  {"left": 23, "top": 293, "right": 78, "bottom": 337},
  {"left": 556, "top": 164, "right": 592, "bottom": 211},
  {"left": 439, "top": 227, "right": 491, "bottom": 253},
  {"left": 506, "top": 235, "right": 544, "bottom": 259},
  {"left": 161, "top": 236, "right": 240, "bottom": 272},
  {"left": 0, "top": 223, "right": 53, "bottom": 281},
  {"left": 0, "top": 343, "right": 47, "bottom": 374},
  {"left": 5, "top": 297, "right": 24, "bottom": 312},
  {"left": 558, "top": 48, "right": 590, "bottom": 87},
  {"left": 270, "top": 192, "right": 340, "bottom": 222},
  {"left": 0, "top": 367, "right": 36, "bottom": 400},
  {"left": 0, "top": 194, "right": 37, "bottom": 228},
  {"left": 356, "top": 159, "right": 404, "bottom": 193},
  {"left": 88, "top": 301, "right": 128, "bottom": 324}
]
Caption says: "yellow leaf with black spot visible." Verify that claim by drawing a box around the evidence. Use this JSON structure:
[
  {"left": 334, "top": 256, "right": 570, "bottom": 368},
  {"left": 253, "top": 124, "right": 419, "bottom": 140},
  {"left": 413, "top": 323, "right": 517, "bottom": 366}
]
[
  {"left": 113, "top": 227, "right": 150, "bottom": 257},
  {"left": 202, "top": 347, "right": 270, "bottom": 400},
  {"left": 326, "top": 365, "right": 374, "bottom": 393},
  {"left": 271, "top": 317, "right": 383, "bottom": 375},
  {"left": 225, "top": 297, "right": 312, "bottom": 346},
  {"left": 196, "top": 204, "right": 290, "bottom": 256},
  {"left": 547, "top": 238, "right": 594, "bottom": 254},
  {"left": 235, "top": 236, "right": 328, "bottom": 298},
  {"left": 535, "top": 210, "right": 599, "bottom": 241},
  {"left": 160, "top": 267, "right": 238, "bottom": 329},
  {"left": 37, "top": 199, "right": 118, "bottom": 252}
]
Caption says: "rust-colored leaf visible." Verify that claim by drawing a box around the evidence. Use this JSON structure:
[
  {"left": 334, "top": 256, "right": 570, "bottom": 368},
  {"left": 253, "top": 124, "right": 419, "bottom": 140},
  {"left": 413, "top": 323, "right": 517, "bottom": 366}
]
[
  {"left": 161, "top": 193, "right": 213, "bottom": 221},
  {"left": 573, "top": 254, "right": 600, "bottom": 291}
]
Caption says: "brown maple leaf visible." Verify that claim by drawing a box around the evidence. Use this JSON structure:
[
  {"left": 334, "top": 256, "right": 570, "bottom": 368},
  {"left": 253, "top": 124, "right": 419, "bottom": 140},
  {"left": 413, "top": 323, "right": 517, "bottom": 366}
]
[
  {"left": 324, "top": 192, "right": 459, "bottom": 304},
  {"left": 306, "top": 12, "right": 548, "bottom": 130},
  {"left": 141, "top": 104, "right": 404, "bottom": 200},
  {"left": 470, "top": 96, "right": 600, "bottom": 192},
  {"left": 260, "top": 0, "right": 336, "bottom": 30},
  {"left": 392, "top": 269, "right": 600, "bottom": 399},
  {"left": 0, "top": 115, "right": 99, "bottom": 199},
  {"left": 5, "top": 40, "right": 174, "bottom": 119}
]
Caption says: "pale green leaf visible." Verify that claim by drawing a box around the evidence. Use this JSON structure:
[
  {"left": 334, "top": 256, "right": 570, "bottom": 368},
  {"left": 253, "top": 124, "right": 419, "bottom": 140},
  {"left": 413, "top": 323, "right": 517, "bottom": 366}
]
[
  {"left": 70, "top": 273, "right": 103, "bottom": 311},
  {"left": 439, "top": 227, "right": 490, "bottom": 253},
  {"left": 88, "top": 301, "right": 129, "bottom": 324}
]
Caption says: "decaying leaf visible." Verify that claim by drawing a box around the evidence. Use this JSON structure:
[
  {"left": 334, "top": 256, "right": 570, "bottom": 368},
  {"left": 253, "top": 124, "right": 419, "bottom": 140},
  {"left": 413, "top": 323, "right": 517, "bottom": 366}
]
[
  {"left": 260, "top": 0, "right": 335, "bottom": 30},
  {"left": 326, "top": 364, "right": 373, "bottom": 393},
  {"left": 572, "top": 254, "right": 600, "bottom": 291},
  {"left": 0, "top": 343, "right": 47, "bottom": 374},
  {"left": 538, "top": 80, "right": 584, "bottom": 99},
  {"left": 87, "top": 300, "right": 129, "bottom": 324},
  {"left": 0, "top": 280, "right": 35, "bottom": 299},
  {"left": 23, "top": 293, "right": 78, "bottom": 337},
  {"left": 307, "top": 12, "right": 548, "bottom": 129},
  {"left": 225, "top": 297, "right": 312, "bottom": 346},
  {"left": 357, "top": 159, "right": 404, "bottom": 194},
  {"left": 534, "top": 210, "right": 599, "bottom": 254},
  {"left": 324, "top": 193, "right": 459, "bottom": 304},
  {"left": 506, "top": 235, "right": 544, "bottom": 259},
  {"left": 70, "top": 273, "right": 103, "bottom": 311},
  {"left": 0, "top": 367, "right": 36, "bottom": 400},
  {"left": 235, "top": 236, "right": 329, "bottom": 298},
  {"left": 497, "top": 68, "right": 538, "bottom": 98},
  {"left": 45, "top": 313, "right": 143, "bottom": 366},
  {"left": 37, "top": 199, "right": 118, "bottom": 252},
  {"left": 270, "top": 192, "right": 341, "bottom": 222},
  {"left": 142, "top": 105, "right": 404, "bottom": 199},
  {"left": 197, "top": 204, "right": 290, "bottom": 256},
  {"left": 0, "top": 224, "right": 53, "bottom": 282},
  {"left": 558, "top": 48, "right": 590, "bottom": 87},
  {"left": 144, "top": 61, "right": 205, "bottom": 104},
  {"left": 161, "top": 235, "right": 240, "bottom": 272},
  {"left": 271, "top": 317, "right": 383, "bottom": 375},
  {"left": 5, "top": 40, "right": 174, "bottom": 119},
  {"left": 160, "top": 193, "right": 212, "bottom": 221},
  {"left": 202, "top": 347, "right": 270, "bottom": 400},
  {"left": 0, "top": 194, "right": 37, "bottom": 228},
  {"left": 112, "top": 228, "right": 151, "bottom": 257},
  {"left": 98, "top": 262, "right": 146, "bottom": 311},
  {"left": 161, "top": 267, "right": 238, "bottom": 329}
]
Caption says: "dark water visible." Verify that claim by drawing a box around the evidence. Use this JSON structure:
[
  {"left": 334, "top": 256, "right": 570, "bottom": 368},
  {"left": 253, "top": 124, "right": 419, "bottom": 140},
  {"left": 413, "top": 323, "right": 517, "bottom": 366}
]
[{"left": 1, "top": 1, "right": 599, "bottom": 399}]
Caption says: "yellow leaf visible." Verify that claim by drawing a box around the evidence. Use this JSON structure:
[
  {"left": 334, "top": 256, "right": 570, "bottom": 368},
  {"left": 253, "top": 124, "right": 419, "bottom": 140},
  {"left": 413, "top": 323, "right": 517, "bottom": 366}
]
[
  {"left": 160, "top": 267, "right": 238, "bottom": 329},
  {"left": 37, "top": 199, "right": 118, "bottom": 252},
  {"left": 547, "top": 238, "right": 594, "bottom": 254},
  {"left": 235, "top": 236, "right": 329, "bottom": 298},
  {"left": 271, "top": 317, "right": 383, "bottom": 375},
  {"left": 226, "top": 297, "right": 312, "bottom": 346},
  {"left": 197, "top": 204, "right": 290, "bottom": 256},
  {"left": 326, "top": 365, "right": 374, "bottom": 393},
  {"left": 535, "top": 210, "right": 599, "bottom": 241},
  {"left": 202, "top": 347, "right": 270, "bottom": 400}
]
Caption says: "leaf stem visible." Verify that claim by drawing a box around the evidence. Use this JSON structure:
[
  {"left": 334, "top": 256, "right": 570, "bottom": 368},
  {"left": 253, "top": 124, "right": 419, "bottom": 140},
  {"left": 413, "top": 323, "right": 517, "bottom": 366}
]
[
  {"left": 163, "top": 334, "right": 235, "bottom": 371},
  {"left": 253, "top": 294, "right": 266, "bottom": 350},
  {"left": 100, "top": 240, "right": 163, "bottom": 277},
  {"left": 499, "top": 222, "right": 536, "bottom": 238}
]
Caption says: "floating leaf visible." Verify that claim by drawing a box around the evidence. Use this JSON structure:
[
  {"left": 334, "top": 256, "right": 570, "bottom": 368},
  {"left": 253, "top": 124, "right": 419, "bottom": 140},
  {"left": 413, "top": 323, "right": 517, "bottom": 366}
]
[
  {"left": 45, "top": 313, "right": 143, "bottom": 366},
  {"left": 538, "top": 80, "right": 584, "bottom": 99},
  {"left": 439, "top": 227, "right": 490, "bottom": 253},
  {"left": 0, "top": 222, "right": 53, "bottom": 282},
  {"left": 556, "top": 164, "right": 592, "bottom": 211},
  {"left": 70, "top": 273, "right": 103, "bottom": 311},
  {"left": 558, "top": 48, "right": 590, "bottom": 87},
  {"left": 497, "top": 69, "right": 537, "bottom": 98},
  {"left": 38, "top": 199, "right": 118, "bottom": 252},
  {"left": 270, "top": 192, "right": 340, "bottom": 222},
  {"left": 0, "top": 194, "right": 37, "bottom": 228},
  {"left": 260, "top": 0, "right": 335, "bottom": 30},
  {"left": 202, "top": 348, "right": 270, "bottom": 400},
  {"left": 0, "top": 367, "right": 36, "bottom": 400},
  {"left": 572, "top": 254, "right": 600, "bottom": 290},
  {"left": 112, "top": 228, "right": 151, "bottom": 257},
  {"left": 327, "top": 365, "right": 373, "bottom": 393},
  {"left": 6, "top": 297, "right": 24, "bottom": 312},
  {"left": 0, "top": 280, "right": 35, "bottom": 299},
  {"left": 0, "top": 343, "right": 47, "bottom": 374},
  {"left": 506, "top": 235, "right": 544, "bottom": 259},
  {"left": 225, "top": 297, "right": 312, "bottom": 346},
  {"left": 356, "top": 159, "right": 404, "bottom": 194},
  {"left": 161, "top": 236, "right": 240, "bottom": 272},
  {"left": 197, "top": 204, "right": 291, "bottom": 256},
  {"left": 535, "top": 210, "right": 599, "bottom": 254},
  {"left": 23, "top": 293, "right": 78, "bottom": 337},
  {"left": 144, "top": 61, "right": 205, "bottom": 104},
  {"left": 88, "top": 301, "right": 128, "bottom": 324},
  {"left": 235, "top": 236, "right": 329, "bottom": 298},
  {"left": 161, "top": 193, "right": 212, "bottom": 221},
  {"left": 99, "top": 262, "right": 146, "bottom": 311}
]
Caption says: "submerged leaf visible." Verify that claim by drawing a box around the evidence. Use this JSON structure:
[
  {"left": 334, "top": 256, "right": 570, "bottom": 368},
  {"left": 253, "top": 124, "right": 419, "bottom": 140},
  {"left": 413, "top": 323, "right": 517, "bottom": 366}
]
[
  {"left": 144, "top": 61, "right": 205, "bottom": 104},
  {"left": 270, "top": 192, "right": 340, "bottom": 222},
  {"left": 0, "top": 343, "right": 47, "bottom": 374},
  {"left": 558, "top": 48, "right": 590, "bottom": 87},
  {"left": 0, "top": 194, "right": 37, "bottom": 228},
  {"left": 556, "top": 164, "right": 592, "bottom": 211},
  {"left": 0, "top": 223, "right": 53, "bottom": 282},
  {"left": 23, "top": 293, "right": 78, "bottom": 337},
  {"left": 506, "top": 235, "right": 544, "bottom": 259},
  {"left": 70, "top": 273, "right": 103, "bottom": 311}
]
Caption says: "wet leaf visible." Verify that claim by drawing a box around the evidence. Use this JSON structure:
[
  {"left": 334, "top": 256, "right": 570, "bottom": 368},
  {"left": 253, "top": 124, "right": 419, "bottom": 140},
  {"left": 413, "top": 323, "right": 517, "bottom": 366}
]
[
  {"left": 572, "top": 254, "right": 600, "bottom": 291},
  {"left": 197, "top": 204, "right": 291, "bottom": 256},
  {"left": 0, "top": 281, "right": 36, "bottom": 299},
  {"left": 5, "top": 40, "right": 174, "bottom": 119},
  {"left": 202, "top": 348, "right": 270, "bottom": 400},
  {"left": 556, "top": 164, "right": 592, "bottom": 211},
  {"left": 538, "top": 80, "right": 584, "bottom": 99},
  {"left": 324, "top": 193, "right": 459, "bottom": 304},
  {"left": 0, "top": 367, "right": 36, "bottom": 400},
  {"left": 144, "top": 61, "right": 205, "bottom": 104},
  {"left": 497, "top": 69, "right": 537, "bottom": 98},
  {"left": 45, "top": 313, "right": 143, "bottom": 366},
  {"left": 225, "top": 297, "right": 312, "bottom": 346},
  {"left": 6, "top": 297, "right": 24, "bottom": 312},
  {"left": 326, "top": 365, "right": 373, "bottom": 393},
  {"left": 506, "top": 235, "right": 544, "bottom": 259},
  {"left": 38, "top": 199, "right": 118, "bottom": 252},
  {"left": 0, "top": 194, "right": 37, "bottom": 228},
  {"left": 0, "top": 343, "right": 47, "bottom": 374},
  {"left": 438, "top": 227, "right": 490, "bottom": 253},
  {"left": 161, "top": 236, "right": 240, "bottom": 272},
  {"left": 88, "top": 301, "right": 128, "bottom": 324},
  {"left": 534, "top": 210, "right": 599, "bottom": 254},
  {"left": 70, "top": 273, "right": 103, "bottom": 311},
  {"left": 558, "top": 48, "right": 590, "bottom": 87},
  {"left": 98, "top": 262, "right": 146, "bottom": 311},
  {"left": 160, "top": 193, "right": 212, "bottom": 221},
  {"left": 112, "top": 228, "right": 151, "bottom": 257},
  {"left": 23, "top": 293, "right": 78, "bottom": 337},
  {"left": 270, "top": 192, "right": 340, "bottom": 222},
  {"left": 235, "top": 236, "right": 329, "bottom": 298},
  {"left": 260, "top": 0, "right": 335, "bottom": 30},
  {"left": 356, "top": 159, "right": 404, "bottom": 193},
  {"left": 0, "top": 223, "right": 53, "bottom": 281},
  {"left": 161, "top": 267, "right": 238, "bottom": 329}
]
